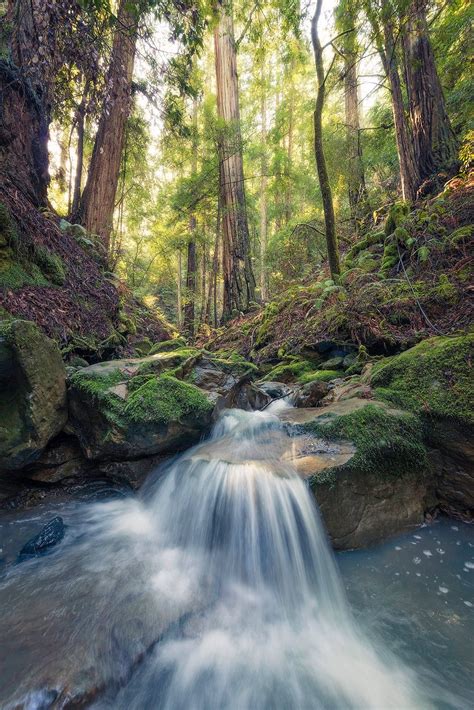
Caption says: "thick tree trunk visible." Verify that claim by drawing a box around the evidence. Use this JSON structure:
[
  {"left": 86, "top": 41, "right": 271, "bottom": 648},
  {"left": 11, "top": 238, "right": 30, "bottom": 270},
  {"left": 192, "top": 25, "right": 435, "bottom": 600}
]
[
  {"left": 311, "top": 0, "right": 340, "bottom": 280},
  {"left": 379, "top": 10, "right": 419, "bottom": 202},
  {"left": 78, "top": 0, "right": 137, "bottom": 252},
  {"left": 401, "top": 0, "right": 458, "bottom": 191},
  {"left": 214, "top": 0, "right": 256, "bottom": 319},
  {"left": 177, "top": 250, "right": 183, "bottom": 329},
  {"left": 0, "top": 0, "right": 55, "bottom": 205},
  {"left": 284, "top": 66, "right": 294, "bottom": 225}
]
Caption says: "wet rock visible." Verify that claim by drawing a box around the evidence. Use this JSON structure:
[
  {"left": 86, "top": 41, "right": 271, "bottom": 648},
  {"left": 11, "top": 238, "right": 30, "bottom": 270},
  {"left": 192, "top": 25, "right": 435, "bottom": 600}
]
[
  {"left": 18, "top": 516, "right": 65, "bottom": 559},
  {"left": 0, "top": 320, "right": 67, "bottom": 470},
  {"left": 280, "top": 399, "right": 435, "bottom": 549},
  {"left": 291, "top": 380, "right": 329, "bottom": 408},
  {"left": 258, "top": 381, "right": 293, "bottom": 399},
  {"left": 230, "top": 382, "right": 273, "bottom": 411}
]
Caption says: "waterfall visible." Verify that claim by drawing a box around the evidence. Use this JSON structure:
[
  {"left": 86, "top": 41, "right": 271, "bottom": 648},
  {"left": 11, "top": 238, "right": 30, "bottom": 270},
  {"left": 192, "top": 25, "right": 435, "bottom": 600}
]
[
  {"left": 0, "top": 407, "right": 429, "bottom": 709},
  {"left": 97, "top": 407, "right": 425, "bottom": 709}
]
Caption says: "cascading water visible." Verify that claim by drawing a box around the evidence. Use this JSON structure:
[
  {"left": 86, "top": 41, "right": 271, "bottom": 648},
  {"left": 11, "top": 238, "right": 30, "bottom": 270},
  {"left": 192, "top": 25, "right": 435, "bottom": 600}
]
[
  {"left": 96, "top": 407, "right": 425, "bottom": 709},
  {"left": 1, "top": 406, "right": 458, "bottom": 708}
]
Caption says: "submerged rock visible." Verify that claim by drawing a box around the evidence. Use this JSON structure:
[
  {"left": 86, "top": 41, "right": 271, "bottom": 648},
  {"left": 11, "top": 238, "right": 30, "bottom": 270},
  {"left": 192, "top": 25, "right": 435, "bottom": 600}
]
[
  {"left": 18, "top": 516, "right": 65, "bottom": 559},
  {"left": 0, "top": 320, "right": 67, "bottom": 470}
]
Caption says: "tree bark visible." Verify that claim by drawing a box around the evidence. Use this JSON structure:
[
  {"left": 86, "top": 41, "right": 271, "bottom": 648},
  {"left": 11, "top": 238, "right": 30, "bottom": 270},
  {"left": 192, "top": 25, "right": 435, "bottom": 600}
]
[
  {"left": 379, "top": 5, "right": 419, "bottom": 201},
  {"left": 183, "top": 98, "right": 199, "bottom": 337},
  {"left": 259, "top": 62, "right": 268, "bottom": 302},
  {"left": 401, "top": 0, "right": 458, "bottom": 191},
  {"left": 311, "top": 0, "right": 340, "bottom": 279},
  {"left": 78, "top": 0, "right": 137, "bottom": 252},
  {"left": 177, "top": 249, "right": 183, "bottom": 329},
  {"left": 341, "top": 19, "right": 368, "bottom": 227},
  {"left": 71, "top": 87, "right": 88, "bottom": 217},
  {"left": 0, "top": 0, "right": 56, "bottom": 205},
  {"left": 183, "top": 235, "right": 197, "bottom": 337},
  {"left": 214, "top": 0, "right": 256, "bottom": 318}
]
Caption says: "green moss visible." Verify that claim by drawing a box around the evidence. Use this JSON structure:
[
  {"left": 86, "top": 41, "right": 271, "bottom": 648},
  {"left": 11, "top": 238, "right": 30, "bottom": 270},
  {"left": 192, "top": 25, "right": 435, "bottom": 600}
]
[
  {"left": 371, "top": 334, "right": 474, "bottom": 425},
  {"left": 124, "top": 374, "right": 213, "bottom": 425},
  {"left": 33, "top": 245, "right": 66, "bottom": 285},
  {"left": 304, "top": 404, "right": 427, "bottom": 484},
  {"left": 299, "top": 369, "right": 344, "bottom": 384},
  {"left": 149, "top": 337, "right": 188, "bottom": 354},
  {"left": 0, "top": 261, "right": 49, "bottom": 289},
  {"left": 384, "top": 202, "right": 410, "bottom": 237},
  {"left": 263, "top": 358, "right": 315, "bottom": 383}
]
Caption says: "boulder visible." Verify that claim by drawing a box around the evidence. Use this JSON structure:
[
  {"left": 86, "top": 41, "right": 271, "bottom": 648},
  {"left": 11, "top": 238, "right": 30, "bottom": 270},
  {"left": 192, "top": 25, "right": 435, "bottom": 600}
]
[
  {"left": 370, "top": 334, "right": 474, "bottom": 519},
  {"left": 281, "top": 399, "right": 435, "bottom": 549},
  {"left": 291, "top": 380, "right": 329, "bottom": 408},
  {"left": 67, "top": 349, "right": 255, "bottom": 460},
  {"left": 0, "top": 320, "right": 67, "bottom": 470}
]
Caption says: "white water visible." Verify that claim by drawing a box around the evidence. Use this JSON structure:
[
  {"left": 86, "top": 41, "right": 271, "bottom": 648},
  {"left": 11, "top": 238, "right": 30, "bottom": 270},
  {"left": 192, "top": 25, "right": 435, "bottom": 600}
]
[
  {"left": 0, "top": 408, "right": 436, "bottom": 708},
  {"left": 97, "top": 408, "right": 425, "bottom": 709}
]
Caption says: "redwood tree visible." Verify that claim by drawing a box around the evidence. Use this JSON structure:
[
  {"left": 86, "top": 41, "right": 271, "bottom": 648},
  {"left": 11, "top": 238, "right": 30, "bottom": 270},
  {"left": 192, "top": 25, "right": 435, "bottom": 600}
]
[
  {"left": 401, "top": 0, "right": 458, "bottom": 190},
  {"left": 78, "top": 0, "right": 138, "bottom": 253},
  {"left": 214, "top": 0, "right": 256, "bottom": 318}
]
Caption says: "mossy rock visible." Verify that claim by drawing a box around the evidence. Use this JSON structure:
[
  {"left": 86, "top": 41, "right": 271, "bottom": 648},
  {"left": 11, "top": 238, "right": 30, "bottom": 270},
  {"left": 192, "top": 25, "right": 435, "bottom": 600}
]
[
  {"left": 370, "top": 334, "right": 474, "bottom": 426},
  {"left": 262, "top": 358, "right": 316, "bottom": 384},
  {"left": 149, "top": 337, "right": 188, "bottom": 355},
  {"left": 67, "top": 348, "right": 255, "bottom": 460},
  {"left": 68, "top": 362, "right": 214, "bottom": 460},
  {"left": 284, "top": 400, "right": 432, "bottom": 549},
  {"left": 302, "top": 403, "right": 428, "bottom": 484},
  {"left": 0, "top": 320, "right": 67, "bottom": 470},
  {"left": 298, "top": 369, "right": 344, "bottom": 384}
]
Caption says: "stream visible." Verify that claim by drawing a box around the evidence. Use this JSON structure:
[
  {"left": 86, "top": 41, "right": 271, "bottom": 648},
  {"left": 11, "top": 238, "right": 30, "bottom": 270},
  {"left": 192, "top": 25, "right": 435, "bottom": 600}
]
[{"left": 0, "top": 408, "right": 472, "bottom": 709}]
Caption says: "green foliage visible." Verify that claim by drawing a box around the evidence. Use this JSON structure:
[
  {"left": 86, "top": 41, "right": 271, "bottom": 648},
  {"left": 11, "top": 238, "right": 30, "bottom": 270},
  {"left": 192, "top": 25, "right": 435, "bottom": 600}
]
[{"left": 371, "top": 334, "right": 474, "bottom": 425}]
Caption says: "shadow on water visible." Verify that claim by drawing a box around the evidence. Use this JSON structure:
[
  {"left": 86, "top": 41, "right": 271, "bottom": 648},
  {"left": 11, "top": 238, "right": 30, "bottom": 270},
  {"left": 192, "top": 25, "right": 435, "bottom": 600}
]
[{"left": 0, "top": 408, "right": 472, "bottom": 708}]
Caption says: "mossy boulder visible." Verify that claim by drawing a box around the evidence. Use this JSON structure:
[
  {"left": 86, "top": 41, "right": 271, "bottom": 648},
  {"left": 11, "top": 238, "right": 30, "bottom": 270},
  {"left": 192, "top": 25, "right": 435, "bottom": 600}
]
[
  {"left": 0, "top": 320, "right": 67, "bottom": 470},
  {"left": 281, "top": 400, "right": 433, "bottom": 549},
  {"left": 370, "top": 333, "right": 473, "bottom": 426},
  {"left": 67, "top": 349, "right": 256, "bottom": 460},
  {"left": 370, "top": 334, "right": 474, "bottom": 518}
]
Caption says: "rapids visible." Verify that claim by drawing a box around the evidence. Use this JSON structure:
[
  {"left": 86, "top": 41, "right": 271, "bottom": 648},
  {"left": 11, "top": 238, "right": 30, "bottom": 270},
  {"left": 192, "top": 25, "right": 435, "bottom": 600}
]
[{"left": 0, "top": 407, "right": 472, "bottom": 708}]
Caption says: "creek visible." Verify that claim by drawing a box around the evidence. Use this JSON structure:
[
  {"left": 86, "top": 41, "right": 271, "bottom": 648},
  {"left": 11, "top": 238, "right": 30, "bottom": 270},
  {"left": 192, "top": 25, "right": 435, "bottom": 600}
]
[{"left": 0, "top": 408, "right": 472, "bottom": 709}]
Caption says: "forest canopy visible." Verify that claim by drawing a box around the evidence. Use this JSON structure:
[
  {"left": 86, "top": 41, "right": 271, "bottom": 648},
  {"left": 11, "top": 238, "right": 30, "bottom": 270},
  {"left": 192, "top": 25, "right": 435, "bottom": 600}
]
[{"left": 0, "top": 0, "right": 472, "bottom": 337}]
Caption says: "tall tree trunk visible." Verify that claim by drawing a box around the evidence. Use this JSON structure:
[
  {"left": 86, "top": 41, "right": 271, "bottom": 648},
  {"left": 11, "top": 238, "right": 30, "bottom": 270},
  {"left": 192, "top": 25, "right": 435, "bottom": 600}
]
[
  {"left": 364, "top": 0, "right": 418, "bottom": 201},
  {"left": 183, "top": 99, "right": 199, "bottom": 337},
  {"left": 340, "top": 14, "right": 367, "bottom": 227},
  {"left": 311, "top": 0, "right": 340, "bottom": 279},
  {"left": 177, "top": 250, "right": 183, "bottom": 330},
  {"left": 71, "top": 87, "right": 88, "bottom": 217},
  {"left": 284, "top": 59, "right": 294, "bottom": 225},
  {"left": 259, "top": 63, "right": 268, "bottom": 302},
  {"left": 401, "top": 0, "right": 458, "bottom": 191},
  {"left": 183, "top": 235, "right": 197, "bottom": 337},
  {"left": 214, "top": 0, "right": 256, "bottom": 318},
  {"left": 0, "top": 0, "right": 56, "bottom": 205},
  {"left": 373, "top": 5, "right": 419, "bottom": 202},
  {"left": 78, "top": 0, "right": 137, "bottom": 252}
]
